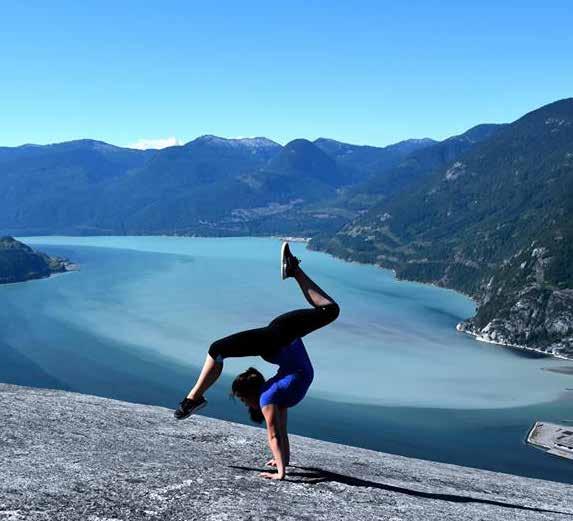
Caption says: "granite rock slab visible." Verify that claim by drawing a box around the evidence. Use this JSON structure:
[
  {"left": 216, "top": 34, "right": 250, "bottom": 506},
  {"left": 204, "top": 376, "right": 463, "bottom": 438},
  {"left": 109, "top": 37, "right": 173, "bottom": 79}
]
[{"left": 1, "top": 384, "right": 572, "bottom": 521}]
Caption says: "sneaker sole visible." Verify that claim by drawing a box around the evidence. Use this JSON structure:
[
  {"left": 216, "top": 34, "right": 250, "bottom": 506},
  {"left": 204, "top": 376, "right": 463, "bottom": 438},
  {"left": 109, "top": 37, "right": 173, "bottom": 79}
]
[
  {"left": 281, "top": 241, "right": 288, "bottom": 280},
  {"left": 175, "top": 400, "right": 207, "bottom": 420}
]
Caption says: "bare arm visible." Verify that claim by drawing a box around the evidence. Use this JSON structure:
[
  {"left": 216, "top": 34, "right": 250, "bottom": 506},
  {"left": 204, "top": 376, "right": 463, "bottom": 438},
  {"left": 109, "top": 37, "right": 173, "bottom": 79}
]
[
  {"left": 280, "top": 407, "right": 289, "bottom": 466},
  {"left": 266, "top": 407, "right": 289, "bottom": 467},
  {"left": 260, "top": 404, "right": 286, "bottom": 480}
]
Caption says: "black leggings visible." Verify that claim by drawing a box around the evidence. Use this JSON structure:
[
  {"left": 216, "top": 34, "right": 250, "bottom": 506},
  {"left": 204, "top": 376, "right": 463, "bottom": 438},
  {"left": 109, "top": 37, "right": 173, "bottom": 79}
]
[{"left": 208, "top": 303, "right": 340, "bottom": 362}]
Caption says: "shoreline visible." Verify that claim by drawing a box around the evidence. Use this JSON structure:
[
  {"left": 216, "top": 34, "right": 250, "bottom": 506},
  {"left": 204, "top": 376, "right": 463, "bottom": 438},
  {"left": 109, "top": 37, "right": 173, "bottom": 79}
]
[
  {"left": 304, "top": 242, "right": 573, "bottom": 363},
  {"left": 270, "top": 235, "right": 311, "bottom": 243},
  {"left": 305, "top": 243, "right": 480, "bottom": 305},
  {"left": 0, "top": 264, "right": 79, "bottom": 288},
  {"left": 306, "top": 248, "right": 477, "bottom": 304},
  {"left": 456, "top": 325, "right": 573, "bottom": 362}
]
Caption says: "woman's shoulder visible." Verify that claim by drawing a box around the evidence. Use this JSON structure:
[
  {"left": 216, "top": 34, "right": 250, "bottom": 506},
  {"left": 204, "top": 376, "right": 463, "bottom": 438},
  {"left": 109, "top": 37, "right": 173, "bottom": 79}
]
[
  {"left": 259, "top": 379, "right": 280, "bottom": 408},
  {"left": 259, "top": 372, "right": 296, "bottom": 408}
]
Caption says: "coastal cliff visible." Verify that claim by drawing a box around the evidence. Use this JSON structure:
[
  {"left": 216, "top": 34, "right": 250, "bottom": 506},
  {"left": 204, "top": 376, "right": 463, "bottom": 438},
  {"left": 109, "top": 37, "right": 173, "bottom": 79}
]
[
  {"left": 1, "top": 384, "right": 572, "bottom": 521},
  {"left": 456, "top": 244, "right": 573, "bottom": 358},
  {"left": 0, "top": 236, "right": 71, "bottom": 284}
]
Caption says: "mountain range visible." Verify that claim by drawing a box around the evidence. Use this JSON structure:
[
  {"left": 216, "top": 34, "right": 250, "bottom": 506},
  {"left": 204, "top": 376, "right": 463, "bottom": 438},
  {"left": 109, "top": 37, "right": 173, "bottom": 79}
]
[
  {"left": 1, "top": 98, "right": 572, "bottom": 357},
  {"left": 0, "top": 133, "right": 439, "bottom": 236}
]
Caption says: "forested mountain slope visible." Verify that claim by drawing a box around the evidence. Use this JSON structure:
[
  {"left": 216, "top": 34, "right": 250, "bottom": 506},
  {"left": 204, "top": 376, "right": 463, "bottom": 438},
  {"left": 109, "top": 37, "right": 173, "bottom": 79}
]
[
  {"left": 314, "top": 136, "right": 436, "bottom": 180},
  {"left": 311, "top": 98, "right": 573, "bottom": 357}
]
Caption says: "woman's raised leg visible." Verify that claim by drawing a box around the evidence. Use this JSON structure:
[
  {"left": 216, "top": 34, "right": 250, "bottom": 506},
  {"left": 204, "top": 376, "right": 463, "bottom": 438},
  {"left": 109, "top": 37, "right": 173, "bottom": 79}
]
[
  {"left": 268, "top": 244, "right": 340, "bottom": 343},
  {"left": 293, "top": 264, "right": 337, "bottom": 308},
  {"left": 282, "top": 242, "right": 337, "bottom": 308}
]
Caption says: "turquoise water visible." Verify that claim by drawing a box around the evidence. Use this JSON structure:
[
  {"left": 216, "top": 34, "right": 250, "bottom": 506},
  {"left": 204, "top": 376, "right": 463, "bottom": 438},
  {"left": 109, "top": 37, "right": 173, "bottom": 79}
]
[{"left": 2, "top": 236, "right": 572, "bottom": 482}]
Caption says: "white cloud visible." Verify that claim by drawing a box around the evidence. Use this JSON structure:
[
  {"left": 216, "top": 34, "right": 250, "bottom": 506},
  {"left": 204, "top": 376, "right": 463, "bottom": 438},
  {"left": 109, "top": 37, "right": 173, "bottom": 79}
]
[{"left": 127, "top": 136, "right": 182, "bottom": 150}]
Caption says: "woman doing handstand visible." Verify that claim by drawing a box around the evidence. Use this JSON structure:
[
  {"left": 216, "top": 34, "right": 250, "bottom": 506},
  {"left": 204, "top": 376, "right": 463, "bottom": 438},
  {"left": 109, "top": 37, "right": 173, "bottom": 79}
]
[{"left": 174, "top": 242, "right": 340, "bottom": 480}]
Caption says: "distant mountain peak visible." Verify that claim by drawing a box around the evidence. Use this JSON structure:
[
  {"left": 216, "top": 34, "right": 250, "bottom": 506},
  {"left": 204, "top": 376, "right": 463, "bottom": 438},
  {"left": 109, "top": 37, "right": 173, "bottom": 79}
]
[
  {"left": 400, "top": 137, "right": 436, "bottom": 145},
  {"left": 314, "top": 137, "right": 436, "bottom": 150},
  {"left": 313, "top": 137, "right": 340, "bottom": 145},
  {"left": 284, "top": 138, "right": 315, "bottom": 148},
  {"left": 9, "top": 139, "right": 120, "bottom": 151},
  {"left": 0, "top": 139, "right": 151, "bottom": 159},
  {"left": 191, "top": 135, "right": 281, "bottom": 149},
  {"left": 265, "top": 138, "right": 342, "bottom": 185},
  {"left": 237, "top": 137, "right": 281, "bottom": 148}
]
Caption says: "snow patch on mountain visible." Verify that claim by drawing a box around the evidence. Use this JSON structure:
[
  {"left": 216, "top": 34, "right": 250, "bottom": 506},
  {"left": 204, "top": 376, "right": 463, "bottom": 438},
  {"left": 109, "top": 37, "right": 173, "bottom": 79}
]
[{"left": 194, "top": 135, "right": 281, "bottom": 149}]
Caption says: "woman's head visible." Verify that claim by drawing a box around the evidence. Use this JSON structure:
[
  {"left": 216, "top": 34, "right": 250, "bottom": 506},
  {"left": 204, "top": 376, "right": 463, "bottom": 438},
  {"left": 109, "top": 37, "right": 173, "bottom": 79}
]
[{"left": 231, "top": 367, "right": 265, "bottom": 424}]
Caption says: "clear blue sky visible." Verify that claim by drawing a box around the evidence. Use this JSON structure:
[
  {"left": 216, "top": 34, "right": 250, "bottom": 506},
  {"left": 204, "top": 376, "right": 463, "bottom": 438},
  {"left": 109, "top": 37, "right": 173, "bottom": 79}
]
[{"left": 1, "top": 1, "right": 572, "bottom": 148}]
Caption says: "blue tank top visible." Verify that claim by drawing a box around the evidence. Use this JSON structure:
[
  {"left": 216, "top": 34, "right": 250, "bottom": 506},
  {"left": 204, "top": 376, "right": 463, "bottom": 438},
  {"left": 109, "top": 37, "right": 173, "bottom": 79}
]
[{"left": 259, "top": 337, "right": 314, "bottom": 408}]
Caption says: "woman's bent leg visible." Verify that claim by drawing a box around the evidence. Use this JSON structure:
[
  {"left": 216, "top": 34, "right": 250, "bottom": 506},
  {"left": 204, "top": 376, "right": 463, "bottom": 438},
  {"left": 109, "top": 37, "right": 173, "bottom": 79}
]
[
  {"left": 187, "top": 325, "right": 284, "bottom": 400},
  {"left": 187, "top": 353, "right": 222, "bottom": 400}
]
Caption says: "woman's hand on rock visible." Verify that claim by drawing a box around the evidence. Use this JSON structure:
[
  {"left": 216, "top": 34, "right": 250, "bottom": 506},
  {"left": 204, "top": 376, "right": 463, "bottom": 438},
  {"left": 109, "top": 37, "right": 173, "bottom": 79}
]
[
  {"left": 260, "top": 471, "right": 284, "bottom": 480},
  {"left": 265, "top": 459, "right": 277, "bottom": 467}
]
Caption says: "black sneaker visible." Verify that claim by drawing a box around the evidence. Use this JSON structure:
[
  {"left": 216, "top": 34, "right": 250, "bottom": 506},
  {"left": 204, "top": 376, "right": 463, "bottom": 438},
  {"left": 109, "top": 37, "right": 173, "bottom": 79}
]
[
  {"left": 281, "top": 242, "right": 301, "bottom": 280},
  {"left": 174, "top": 396, "right": 207, "bottom": 420}
]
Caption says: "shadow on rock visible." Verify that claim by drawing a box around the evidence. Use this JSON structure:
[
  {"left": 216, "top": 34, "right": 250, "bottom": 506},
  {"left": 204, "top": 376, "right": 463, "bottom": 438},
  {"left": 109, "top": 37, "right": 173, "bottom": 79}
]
[{"left": 230, "top": 465, "right": 572, "bottom": 516}]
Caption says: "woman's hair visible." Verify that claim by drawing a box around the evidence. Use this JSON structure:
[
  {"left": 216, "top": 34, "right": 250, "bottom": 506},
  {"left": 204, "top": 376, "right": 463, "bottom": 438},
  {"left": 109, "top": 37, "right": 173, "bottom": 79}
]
[
  {"left": 231, "top": 366, "right": 264, "bottom": 398},
  {"left": 248, "top": 406, "right": 265, "bottom": 424},
  {"left": 231, "top": 367, "right": 265, "bottom": 424}
]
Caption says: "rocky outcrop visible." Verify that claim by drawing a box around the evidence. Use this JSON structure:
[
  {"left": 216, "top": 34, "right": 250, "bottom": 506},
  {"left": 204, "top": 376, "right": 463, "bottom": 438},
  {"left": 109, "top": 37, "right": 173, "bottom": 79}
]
[
  {"left": 1, "top": 384, "right": 572, "bottom": 521},
  {"left": 457, "top": 287, "right": 573, "bottom": 358},
  {"left": 0, "top": 236, "right": 72, "bottom": 284},
  {"left": 457, "top": 243, "right": 573, "bottom": 358}
]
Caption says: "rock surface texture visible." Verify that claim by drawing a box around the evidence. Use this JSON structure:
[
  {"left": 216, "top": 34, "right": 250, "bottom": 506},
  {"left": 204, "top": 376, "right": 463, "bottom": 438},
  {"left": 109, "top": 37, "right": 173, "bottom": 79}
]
[{"left": 1, "top": 384, "right": 572, "bottom": 521}]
